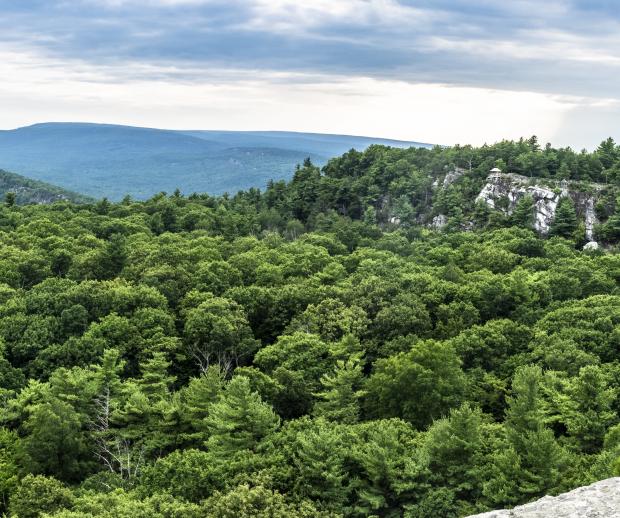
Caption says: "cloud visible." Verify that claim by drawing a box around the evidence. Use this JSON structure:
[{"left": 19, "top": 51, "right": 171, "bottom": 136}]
[
  {"left": 0, "top": 1, "right": 618, "bottom": 146},
  {"left": 0, "top": 46, "right": 574, "bottom": 146},
  {"left": 1, "top": 1, "right": 618, "bottom": 97}
]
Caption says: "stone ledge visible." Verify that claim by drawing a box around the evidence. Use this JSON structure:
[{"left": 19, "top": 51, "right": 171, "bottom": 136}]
[{"left": 467, "top": 478, "right": 620, "bottom": 517}]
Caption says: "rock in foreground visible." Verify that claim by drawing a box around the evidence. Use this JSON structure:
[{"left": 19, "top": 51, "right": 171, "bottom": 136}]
[{"left": 467, "top": 478, "right": 620, "bottom": 517}]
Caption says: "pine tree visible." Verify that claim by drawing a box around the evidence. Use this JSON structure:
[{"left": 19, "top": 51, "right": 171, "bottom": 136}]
[
  {"left": 313, "top": 354, "right": 365, "bottom": 424},
  {"left": 99, "top": 233, "right": 127, "bottom": 279},
  {"left": 95, "top": 197, "right": 111, "bottom": 215},
  {"left": 20, "top": 398, "right": 89, "bottom": 481},
  {"left": 4, "top": 192, "right": 15, "bottom": 208},
  {"left": 597, "top": 137, "right": 619, "bottom": 170},
  {"left": 113, "top": 353, "right": 177, "bottom": 458},
  {"left": 178, "top": 367, "right": 225, "bottom": 446},
  {"left": 511, "top": 195, "right": 535, "bottom": 229},
  {"left": 549, "top": 197, "right": 577, "bottom": 238},
  {"left": 138, "top": 352, "right": 176, "bottom": 402},
  {"left": 557, "top": 163, "right": 571, "bottom": 180},
  {"left": 205, "top": 376, "right": 280, "bottom": 455},
  {"left": 363, "top": 206, "right": 377, "bottom": 226},
  {"left": 563, "top": 365, "right": 617, "bottom": 453},
  {"left": 92, "top": 348, "right": 125, "bottom": 397},
  {"left": 602, "top": 196, "right": 620, "bottom": 241},
  {"left": 484, "top": 366, "right": 563, "bottom": 506},
  {"left": 0, "top": 429, "right": 19, "bottom": 513},
  {"left": 472, "top": 200, "right": 490, "bottom": 228},
  {"left": 423, "top": 404, "right": 483, "bottom": 503}
]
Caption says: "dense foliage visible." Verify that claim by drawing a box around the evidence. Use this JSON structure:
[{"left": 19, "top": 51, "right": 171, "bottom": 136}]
[
  {"left": 2, "top": 137, "right": 620, "bottom": 517},
  {"left": 0, "top": 170, "right": 92, "bottom": 206}
]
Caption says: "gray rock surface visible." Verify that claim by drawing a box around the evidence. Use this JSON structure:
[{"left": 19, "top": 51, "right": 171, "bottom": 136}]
[
  {"left": 476, "top": 172, "right": 604, "bottom": 236},
  {"left": 467, "top": 478, "right": 620, "bottom": 517},
  {"left": 443, "top": 167, "right": 467, "bottom": 188},
  {"left": 431, "top": 214, "right": 448, "bottom": 229}
]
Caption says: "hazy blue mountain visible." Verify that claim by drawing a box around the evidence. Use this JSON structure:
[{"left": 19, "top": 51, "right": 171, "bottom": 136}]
[
  {"left": 181, "top": 130, "right": 431, "bottom": 157},
  {"left": 0, "top": 123, "right": 430, "bottom": 200},
  {"left": 0, "top": 169, "right": 93, "bottom": 205}
]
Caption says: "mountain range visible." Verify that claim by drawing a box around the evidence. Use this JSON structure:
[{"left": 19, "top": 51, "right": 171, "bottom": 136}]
[{"left": 0, "top": 123, "right": 430, "bottom": 200}]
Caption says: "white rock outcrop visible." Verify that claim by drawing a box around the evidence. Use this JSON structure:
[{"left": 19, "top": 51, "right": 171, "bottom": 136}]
[
  {"left": 476, "top": 173, "right": 560, "bottom": 234},
  {"left": 584, "top": 197, "right": 598, "bottom": 241},
  {"left": 431, "top": 214, "right": 448, "bottom": 229},
  {"left": 467, "top": 478, "right": 620, "bottom": 518},
  {"left": 443, "top": 167, "right": 467, "bottom": 188},
  {"left": 476, "top": 172, "right": 603, "bottom": 238}
]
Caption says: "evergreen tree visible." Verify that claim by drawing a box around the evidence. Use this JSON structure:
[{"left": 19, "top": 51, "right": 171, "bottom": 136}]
[
  {"left": 597, "top": 137, "right": 619, "bottom": 170},
  {"left": 92, "top": 348, "right": 125, "bottom": 397},
  {"left": 19, "top": 397, "right": 90, "bottom": 481},
  {"left": 549, "top": 197, "right": 577, "bottom": 239},
  {"left": 178, "top": 367, "right": 225, "bottom": 446},
  {"left": 363, "top": 206, "right": 377, "bottom": 226},
  {"left": 602, "top": 196, "right": 620, "bottom": 241},
  {"left": 557, "top": 163, "right": 571, "bottom": 180},
  {"left": 472, "top": 200, "right": 490, "bottom": 228},
  {"left": 113, "top": 353, "right": 177, "bottom": 459},
  {"left": 138, "top": 352, "right": 175, "bottom": 402},
  {"left": 313, "top": 354, "right": 366, "bottom": 424},
  {"left": 511, "top": 195, "right": 535, "bottom": 229},
  {"left": 4, "top": 192, "right": 15, "bottom": 208},
  {"left": 205, "top": 376, "right": 280, "bottom": 455},
  {"left": 484, "top": 366, "right": 563, "bottom": 506},
  {"left": 95, "top": 197, "right": 111, "bottom": 215},
  {"left": 563, "top": 365, "right": 617, "bottom": 453},
  {"left": 0, "top": 429, "right": 19, "bottom": 513},
  {"left": 423, "top": 404, "right": 483, "bottom": 504}
]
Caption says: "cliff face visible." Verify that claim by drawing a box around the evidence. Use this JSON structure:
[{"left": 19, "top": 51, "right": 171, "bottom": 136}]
[
  {"left": 475, "top": 172, "right": 603, "bottom": 240},
  {"left": 467, "top": 477, "right": 620, "bottom": 518}
]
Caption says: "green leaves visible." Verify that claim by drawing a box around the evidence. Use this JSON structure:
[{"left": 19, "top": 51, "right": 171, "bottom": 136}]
[
  {"left": 549, "top": 197, "right": 578, "bottom": 240},
  {"left": 205, "top": 376, "right": 280, "bottom": 455},
  {"left": 365, "top": 340, "right": 465, "bottom": 429},
  {"left": 183, "top": 296, "right": 258, "bottom": 373},
  {"left": 9, "top": 474, "right": 73, "bottom": 518},
  {"left": 3, "top": 149, "right": 620, "bottom": 516},
  {"left": 313, "top": 354, "right": 366, "bottom": 425}
]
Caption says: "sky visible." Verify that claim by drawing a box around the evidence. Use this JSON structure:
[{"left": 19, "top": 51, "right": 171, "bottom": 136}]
[{"left": 1, "top": 0, "right": 619, "bottom": 148}]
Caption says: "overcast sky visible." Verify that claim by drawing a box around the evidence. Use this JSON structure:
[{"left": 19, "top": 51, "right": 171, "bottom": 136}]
[{"left": 1, "top": 0, "right": 618, "bottom": 148}]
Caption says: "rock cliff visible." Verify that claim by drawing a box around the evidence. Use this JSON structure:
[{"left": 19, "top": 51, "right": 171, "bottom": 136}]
[
  {"left": 475, "top": 172, "right": 604, "bottom": 240},
  {"left": 467, "top": 478, "right": 620, "bottom": 518}
]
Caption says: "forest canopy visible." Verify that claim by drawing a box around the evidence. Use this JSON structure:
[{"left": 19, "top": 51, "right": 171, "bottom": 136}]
[{"left": 1, "top": 137, "right": 620, "bottom": 517}]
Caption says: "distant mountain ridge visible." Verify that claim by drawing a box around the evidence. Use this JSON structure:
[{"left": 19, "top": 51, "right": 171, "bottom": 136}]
[{"left": 0, "top": 123, "right": 430, "bottom": 200}]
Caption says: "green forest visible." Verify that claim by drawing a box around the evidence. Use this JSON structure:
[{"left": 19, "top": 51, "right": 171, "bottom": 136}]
[
  {"left": 2, "top": 137, "right": 620, "bottom": 517},
  {"left": 0, "top": 170, "right": 92, "bottom": 207}
]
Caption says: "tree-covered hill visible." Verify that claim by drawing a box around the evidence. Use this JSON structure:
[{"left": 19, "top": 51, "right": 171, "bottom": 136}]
[
  {"left": 250, "top": 136, "right": 620, "bottom": 245},
  {"left": 1, "top": 137, "right": 620, "bottom": 517},
  {"left": 0, "top": 123, "right": 429, "bottom": 200},
  {"left": 0, "top": 169, "right": 93, "bottom": 205}
]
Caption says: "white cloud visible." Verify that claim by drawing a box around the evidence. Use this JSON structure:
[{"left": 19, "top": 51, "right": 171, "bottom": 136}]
[
  {"left": 0, "top": 46, "right": 583, "bottom": 147},
  {"left": 245, "top": 0, "right": 431, "bottom": 33},
  {"left": 429, "top": 29, "right": 620, "bottom": 67}
]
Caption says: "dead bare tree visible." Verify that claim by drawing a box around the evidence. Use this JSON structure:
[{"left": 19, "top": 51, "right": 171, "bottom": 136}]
[{"left": 91, "top": 388, "right": 145, "bottom": 481}]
